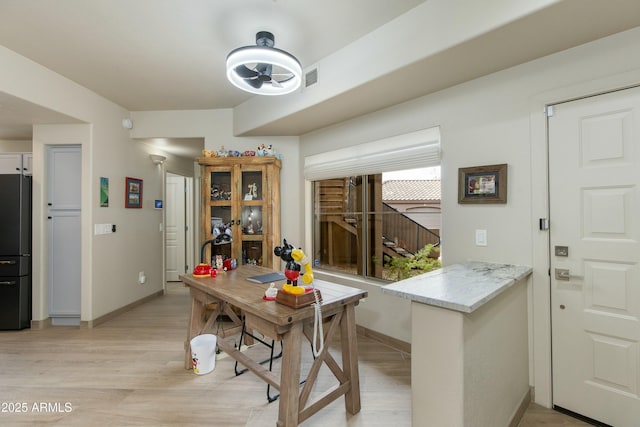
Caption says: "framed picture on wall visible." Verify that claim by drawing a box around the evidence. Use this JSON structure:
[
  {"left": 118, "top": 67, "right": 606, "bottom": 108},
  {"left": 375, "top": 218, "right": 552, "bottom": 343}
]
[
  {"left": 100, "top": 177, "right": 109, "bottom": 207},
  {"left": 458, "top": 164, "right": 507, "bottom": 204},
  {"left": 125, "top": 177, "right": 143, "bottom": 208}
]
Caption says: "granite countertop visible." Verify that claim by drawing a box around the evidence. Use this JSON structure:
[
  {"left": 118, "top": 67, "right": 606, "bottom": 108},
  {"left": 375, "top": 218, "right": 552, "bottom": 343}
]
[{"left": 381, "top": 261, "right": 532, "bottom": 313}]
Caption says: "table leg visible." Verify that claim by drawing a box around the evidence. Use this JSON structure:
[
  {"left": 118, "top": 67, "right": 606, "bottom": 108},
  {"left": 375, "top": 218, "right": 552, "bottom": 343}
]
[
  {"left": 184, "top": 293, "right": 205, "bottom": 370},
  {"left": 341, "top": 304, "right": 361, "bottom": 414},
  {"left": 277, "top": 321, "right": 303, "bottom": 427}
]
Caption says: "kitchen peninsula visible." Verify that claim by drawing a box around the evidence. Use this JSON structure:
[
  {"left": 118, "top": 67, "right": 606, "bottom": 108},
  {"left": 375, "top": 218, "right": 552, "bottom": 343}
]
[{"left": 383, "top": 262, "right": 533, "bottom": 427}]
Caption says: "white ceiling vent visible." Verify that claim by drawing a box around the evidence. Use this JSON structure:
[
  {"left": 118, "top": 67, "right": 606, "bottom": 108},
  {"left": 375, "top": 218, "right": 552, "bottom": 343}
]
[{"left": 305, "top": 68, "right": 318, "bottom": 88}]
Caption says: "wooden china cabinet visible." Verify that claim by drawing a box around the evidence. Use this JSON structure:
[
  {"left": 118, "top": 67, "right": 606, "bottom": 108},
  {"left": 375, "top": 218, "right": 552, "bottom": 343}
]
[{"left": 198, "top": 156, "right": 281, "bottom": 269}]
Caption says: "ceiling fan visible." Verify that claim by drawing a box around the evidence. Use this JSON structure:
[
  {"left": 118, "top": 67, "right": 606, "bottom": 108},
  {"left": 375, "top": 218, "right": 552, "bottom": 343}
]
[{"left": 226, "top": 31, "right": 302, "bottom": 95}]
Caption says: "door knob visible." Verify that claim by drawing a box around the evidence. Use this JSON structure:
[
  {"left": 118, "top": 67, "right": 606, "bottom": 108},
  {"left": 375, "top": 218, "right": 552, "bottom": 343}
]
[
  {"left": 555, "top": 268, "right": 583, "bottom": 282},
  {"left": 555, "top": 269, "right": 570, "bottom": 281}
]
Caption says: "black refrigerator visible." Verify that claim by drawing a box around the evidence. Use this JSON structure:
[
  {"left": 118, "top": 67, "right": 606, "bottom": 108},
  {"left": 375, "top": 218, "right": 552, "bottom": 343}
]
[{"left": 0, "top": 174, "right": 32, "bottom": 330}]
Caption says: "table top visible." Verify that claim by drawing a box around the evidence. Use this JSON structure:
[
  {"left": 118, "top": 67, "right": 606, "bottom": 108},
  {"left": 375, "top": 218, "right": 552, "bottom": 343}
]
[
  {"left": 381, "top": 261, "right": 532, "bottom": 313},
  {"left": 180, "top": 265, "right": 367, "bottom": 326}
]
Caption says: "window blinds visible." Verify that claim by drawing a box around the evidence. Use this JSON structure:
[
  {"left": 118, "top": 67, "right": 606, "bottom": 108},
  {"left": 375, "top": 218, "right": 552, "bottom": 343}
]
[{"left": 303, "top": 127, "right": 440, "bottom": 181}]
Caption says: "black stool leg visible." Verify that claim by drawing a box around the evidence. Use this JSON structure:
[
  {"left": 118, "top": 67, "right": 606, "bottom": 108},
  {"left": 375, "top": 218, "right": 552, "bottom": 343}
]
[
  {"left": 267, "top": 340, "right": 284, "bottom": 402},
  {"left": 233, "top": 318, "right": 284, "bottom": 403}
]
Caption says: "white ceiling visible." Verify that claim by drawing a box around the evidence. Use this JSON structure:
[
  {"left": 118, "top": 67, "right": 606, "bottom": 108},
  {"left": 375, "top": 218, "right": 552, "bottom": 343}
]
[{"left": 1, "top": 0, "right": 640, "bottom": 158}]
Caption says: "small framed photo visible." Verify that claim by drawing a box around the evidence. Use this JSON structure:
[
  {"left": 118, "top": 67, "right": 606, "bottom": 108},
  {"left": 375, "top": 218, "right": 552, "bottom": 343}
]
[
  {"left": 458, "top": 164, "right": 507, "bottom": 204},
  {"left": 125, "top": 177, "right": 143, "bottom": 208}
]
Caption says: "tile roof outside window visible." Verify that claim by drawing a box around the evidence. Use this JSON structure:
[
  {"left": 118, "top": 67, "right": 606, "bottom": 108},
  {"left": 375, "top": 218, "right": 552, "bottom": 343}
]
[{"left": 382, "top": 180, "right": 441, "bottom": 201}]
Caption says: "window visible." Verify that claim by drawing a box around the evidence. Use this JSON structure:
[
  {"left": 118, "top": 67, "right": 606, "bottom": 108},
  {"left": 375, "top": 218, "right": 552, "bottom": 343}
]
[
  {"left": 304, "top": 128, "right": 441, "bottom": 281},
  {"left": 312, "top": 168, "right": 440, "bottom": 280}
]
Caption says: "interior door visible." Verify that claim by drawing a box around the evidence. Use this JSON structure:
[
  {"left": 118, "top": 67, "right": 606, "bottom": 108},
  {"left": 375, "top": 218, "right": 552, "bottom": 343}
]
[
  {"left": 549, "top": 86, "right": 640, "bottom": 426},
  {"left": 166, "top": 174, "right": 186, "bottom": 281},
  {"left": 47, "top": 145, "right": 81, "bottom": 325}
]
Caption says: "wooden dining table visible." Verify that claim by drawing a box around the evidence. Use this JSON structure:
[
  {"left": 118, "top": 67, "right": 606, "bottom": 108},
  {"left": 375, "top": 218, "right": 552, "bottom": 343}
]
[{"left": 180, "top": 265, "right": 368, "bottom": 427}]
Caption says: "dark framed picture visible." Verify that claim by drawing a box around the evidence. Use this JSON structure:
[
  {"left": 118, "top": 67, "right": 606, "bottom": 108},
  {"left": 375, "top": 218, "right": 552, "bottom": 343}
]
[
  {"left": 125, "top": 177, "right": 143, "bottom": 208},
  {"left": 458, "top": 164, "right": 507, "bottom": 204}
]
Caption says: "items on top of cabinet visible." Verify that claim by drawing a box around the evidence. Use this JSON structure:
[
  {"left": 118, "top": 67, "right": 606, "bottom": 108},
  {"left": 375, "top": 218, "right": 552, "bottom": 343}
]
[
  {"left": 200, "top": 145, "right": 280, "bottom": 159},
  {"left": 257, "top": 144, "right": 274, "bottom": 156}
]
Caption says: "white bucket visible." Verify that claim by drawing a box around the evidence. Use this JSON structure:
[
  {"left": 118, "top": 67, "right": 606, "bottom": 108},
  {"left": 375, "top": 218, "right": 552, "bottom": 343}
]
[{"left": 190, "top": 334, "right": 217, "bottom": 375}]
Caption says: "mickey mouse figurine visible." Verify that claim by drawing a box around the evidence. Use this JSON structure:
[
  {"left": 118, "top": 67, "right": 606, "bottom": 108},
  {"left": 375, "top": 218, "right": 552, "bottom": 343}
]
[{"left": 274, "top": 239, "right": 313, "bottom": 295}]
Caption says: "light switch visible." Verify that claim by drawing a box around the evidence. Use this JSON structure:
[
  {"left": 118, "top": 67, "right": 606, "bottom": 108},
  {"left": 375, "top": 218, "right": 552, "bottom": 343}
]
[
  {"left": 475, "top": 229, "right": 487, "bottom": 246},
  {"left": 94, "top": 223, "right": 113, "bottom": 235}
]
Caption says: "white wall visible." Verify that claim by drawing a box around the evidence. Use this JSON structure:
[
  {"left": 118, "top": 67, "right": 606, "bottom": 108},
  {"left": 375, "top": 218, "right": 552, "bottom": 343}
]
[
  {"left": 0, "top": 140, "right": 32, "bottom": 152},
  {"left": 300, "top": 26, "right": 640, "bottom": 404},
  {"left": 1, "top": 46, "right": 167, "bottom": 322}
]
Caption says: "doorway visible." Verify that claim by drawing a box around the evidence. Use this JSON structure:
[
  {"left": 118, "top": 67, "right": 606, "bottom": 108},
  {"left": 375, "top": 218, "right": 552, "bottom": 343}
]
[
  {"left": 165, "top": 173, "right": 193, "bottom": 281},
  {"left": 548, "top": 86, "right": 640, "bottom": 426}
]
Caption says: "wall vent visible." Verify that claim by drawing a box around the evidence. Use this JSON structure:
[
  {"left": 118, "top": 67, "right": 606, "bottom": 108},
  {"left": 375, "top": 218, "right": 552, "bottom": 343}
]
[{"left": 305, "top": 68, "right": 318, "bottom": 88}]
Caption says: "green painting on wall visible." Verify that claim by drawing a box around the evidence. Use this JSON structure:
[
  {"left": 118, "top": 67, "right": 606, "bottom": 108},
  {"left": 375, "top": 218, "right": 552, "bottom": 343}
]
[{"left": 100, "top": 177, "right": 109, "bottom": 207}]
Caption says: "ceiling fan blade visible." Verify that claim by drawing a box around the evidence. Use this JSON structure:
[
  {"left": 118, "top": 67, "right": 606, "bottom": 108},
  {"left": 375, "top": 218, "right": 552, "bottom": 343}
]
[
  {"left": 246, "top": 78, "right": 264, "bottom": 89},
  {"left": 256, "top": 63, "right": 272, "bottom": 75},
  {"left": 272, "top": 75, "right": 294, "bottom": 85},
  {"left": 271, "top": 79, "right": 283, "bottom": 88},
  {"left": 235, "top": 65, "right": 258, "bottom": 78}
]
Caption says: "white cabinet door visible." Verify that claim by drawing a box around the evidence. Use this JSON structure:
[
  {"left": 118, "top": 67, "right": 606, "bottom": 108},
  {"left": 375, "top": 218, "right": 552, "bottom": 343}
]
[
  {"left": 49, "top": 148, "right": 81, "bottom": 210},
  {"left": 47, "top": 146, "right": 81, "bottom": 324},
  {"left": 0, "top": 154, "right": 23, "bottom": 174},
  {"left": 22, "top": 154, "right": 33, "bottom": 175},
  {"left": 48, "top": 211, "right": 81, "bottom": 317}
]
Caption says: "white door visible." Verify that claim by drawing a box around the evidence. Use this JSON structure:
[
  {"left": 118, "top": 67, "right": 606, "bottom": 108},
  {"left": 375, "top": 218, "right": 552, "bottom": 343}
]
[
  {"left": 549, "top": 87, "right": 640, "bottom": 426},
  {"left": 166, "top": 174, "right": 186, "bottom": 281},
  {"left": 48, "top": 146, "right": 81, "bottom": 325}
]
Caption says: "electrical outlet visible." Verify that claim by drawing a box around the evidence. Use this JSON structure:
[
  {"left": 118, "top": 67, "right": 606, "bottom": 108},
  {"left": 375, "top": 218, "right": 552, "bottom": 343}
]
[{"left": 475, "top": 229, "right": 487, "bottom": 246}]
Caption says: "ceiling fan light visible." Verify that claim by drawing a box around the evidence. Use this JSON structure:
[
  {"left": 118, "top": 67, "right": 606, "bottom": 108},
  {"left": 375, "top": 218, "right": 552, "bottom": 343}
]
[{"left": 226, "top": 41, "right": 302, "bottom": 96}]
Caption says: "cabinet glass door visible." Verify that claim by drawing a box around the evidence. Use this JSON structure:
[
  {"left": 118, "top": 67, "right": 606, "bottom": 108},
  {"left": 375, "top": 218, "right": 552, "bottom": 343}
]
[
  {"left": 243, "top": 241, "right": 263, "bottom": 266},
  {"left": 242, "top": 170, "right": 263, "bottom": 201},
  {"left": 210, "top": 171, "right": 232, "bottom": 201},
  {"left": 241, "top": 168, "right": 265, "bottom": 265},
  {"left": 241, "top": 206, "right": 263, "bottom": 235},
  {"left": 207, "top": 206, "right": 232, "bottom": 263},
  {"left": 205, "top": 170, "right": 233, "bottom": 264}
]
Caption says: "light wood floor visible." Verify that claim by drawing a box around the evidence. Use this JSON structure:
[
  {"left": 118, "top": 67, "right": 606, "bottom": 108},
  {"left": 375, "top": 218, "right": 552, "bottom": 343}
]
[{"left": 0, "top": 282, "right": 590, "bottom": 426}]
